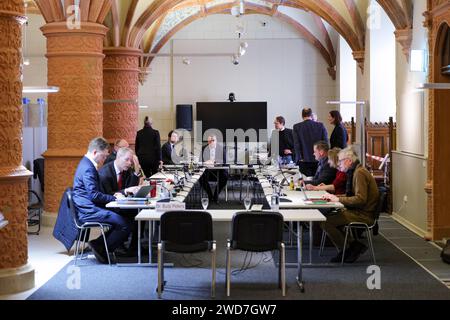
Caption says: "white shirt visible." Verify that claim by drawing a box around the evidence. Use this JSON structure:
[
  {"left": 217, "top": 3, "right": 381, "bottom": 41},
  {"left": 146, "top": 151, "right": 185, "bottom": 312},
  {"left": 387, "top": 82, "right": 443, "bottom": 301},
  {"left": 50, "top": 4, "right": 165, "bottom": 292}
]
[
  {"left": 209, "top": 146, "right": 216, "bottom": 162},
  {"left": 85, "top": 153, "right": 98, "bottom": 170},
  {"left": 114, "top": 162, "right": 121, "bottom": 184}
]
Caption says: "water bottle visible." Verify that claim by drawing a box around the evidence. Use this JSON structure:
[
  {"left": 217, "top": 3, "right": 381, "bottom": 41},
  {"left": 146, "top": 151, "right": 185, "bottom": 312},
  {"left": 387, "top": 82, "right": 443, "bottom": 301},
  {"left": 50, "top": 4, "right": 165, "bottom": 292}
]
[{"left": 270, "top": 186, "right": 280, "bottom": 211}]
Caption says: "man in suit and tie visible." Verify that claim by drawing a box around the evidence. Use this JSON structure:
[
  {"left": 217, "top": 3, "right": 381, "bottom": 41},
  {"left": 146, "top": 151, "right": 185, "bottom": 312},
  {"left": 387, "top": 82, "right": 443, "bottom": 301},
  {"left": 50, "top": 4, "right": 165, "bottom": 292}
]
[
  {"left": 162, "top": 130, "right": 187, "bottom": 165},
  {"left": 104, "top": 139, "right": 129, "bottom": 165},
  {"left": 200, "top": 135, "right": 228, "bottom": 203},
  {"left": 99, "top": 147, "right": 142, "bottom": 256},
  {"left": 72, "top": 137, "right": 131, "bottom": 264},
  {"left": 293, "top": 107, "right": 329, "bottom": 177}
]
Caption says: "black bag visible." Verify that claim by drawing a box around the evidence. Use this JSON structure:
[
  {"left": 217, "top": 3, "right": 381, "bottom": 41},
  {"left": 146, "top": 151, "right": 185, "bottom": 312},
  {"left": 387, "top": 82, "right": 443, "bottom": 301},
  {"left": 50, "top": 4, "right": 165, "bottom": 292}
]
[{"left": 441, "top": 239, "right": 450, "bottom": 264}]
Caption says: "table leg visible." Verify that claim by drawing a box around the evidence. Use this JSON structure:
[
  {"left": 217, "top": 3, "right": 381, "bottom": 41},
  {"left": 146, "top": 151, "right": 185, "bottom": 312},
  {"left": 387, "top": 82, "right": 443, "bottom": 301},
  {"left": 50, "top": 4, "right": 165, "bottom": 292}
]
[
  {"left": 138, "top": 220, "right": 141, "bottom": 264},
  {"left": 310, "top": 221, "right": 313, "bottom": 264},
  {"left": 296, "top": 221, "right": 305, "bottom": 292}
]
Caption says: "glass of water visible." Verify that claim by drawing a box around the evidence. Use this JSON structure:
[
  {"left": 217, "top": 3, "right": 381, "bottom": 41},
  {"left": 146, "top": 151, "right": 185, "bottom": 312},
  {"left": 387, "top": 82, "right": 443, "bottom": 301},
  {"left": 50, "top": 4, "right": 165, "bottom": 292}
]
[
  {"left": 244, "top": 197, "right": 252, "bottom": 211},
  {"left": 201, "top": 197, "right": 209, "bottom": 210}
]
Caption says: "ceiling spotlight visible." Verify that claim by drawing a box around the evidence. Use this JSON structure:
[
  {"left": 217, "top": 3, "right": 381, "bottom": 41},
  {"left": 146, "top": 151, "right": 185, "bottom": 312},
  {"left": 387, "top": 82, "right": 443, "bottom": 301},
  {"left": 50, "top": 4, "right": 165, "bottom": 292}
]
[
  {"left": 231, "top": 54, "right": 239, "bottom": 65},
  {"left": 182, "top": 57, "right": 191, "bottom": 65},
  {"left": 240, "top": 42, "right": 248, "bottom": 49},
  {"left": 23, "top": 58, "right": 30, "bottom": 66},
  {"left": 239, "top": 47, "right": 246, "bottom": 57}
]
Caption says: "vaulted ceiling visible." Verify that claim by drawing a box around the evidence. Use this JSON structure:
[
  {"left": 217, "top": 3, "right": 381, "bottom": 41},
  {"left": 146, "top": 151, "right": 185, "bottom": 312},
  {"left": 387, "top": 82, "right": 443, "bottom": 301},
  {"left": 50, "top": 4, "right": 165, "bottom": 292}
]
[{"left": 29, "top": 0, "right": 413, "bottom": 78}]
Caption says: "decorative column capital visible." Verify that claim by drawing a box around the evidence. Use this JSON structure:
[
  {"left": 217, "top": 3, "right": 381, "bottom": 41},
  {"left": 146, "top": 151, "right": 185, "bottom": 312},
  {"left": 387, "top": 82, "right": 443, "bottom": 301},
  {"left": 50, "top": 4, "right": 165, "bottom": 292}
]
[
  {"left": 394, "top": 27, "right": 413, "bottom": 60},
  {"left": 138, "top": 66, "right": 151, "bottom": 85},
  {"left": 352, "top": 50, "right": 365, "bottom": 73}
]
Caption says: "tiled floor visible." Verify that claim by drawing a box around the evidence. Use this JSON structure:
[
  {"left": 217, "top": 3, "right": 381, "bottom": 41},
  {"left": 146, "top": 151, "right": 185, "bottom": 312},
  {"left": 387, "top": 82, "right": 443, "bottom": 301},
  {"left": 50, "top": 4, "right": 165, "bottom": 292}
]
[{"left": 378, "top": 214, "right": 450, "bottom": 289}]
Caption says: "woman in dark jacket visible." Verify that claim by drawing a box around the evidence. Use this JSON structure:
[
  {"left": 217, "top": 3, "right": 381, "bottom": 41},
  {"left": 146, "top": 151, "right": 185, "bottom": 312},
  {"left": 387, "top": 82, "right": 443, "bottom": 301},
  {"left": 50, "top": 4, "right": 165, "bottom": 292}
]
[{"left": 328, "top": 110, "right": 348, "bottom": 149}]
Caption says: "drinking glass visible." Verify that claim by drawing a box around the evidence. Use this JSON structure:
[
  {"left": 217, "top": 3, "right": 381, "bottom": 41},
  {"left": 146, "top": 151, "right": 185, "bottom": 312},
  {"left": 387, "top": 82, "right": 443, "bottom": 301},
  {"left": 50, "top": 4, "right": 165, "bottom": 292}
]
[
  {"left": 201, "top": 197, "right": 209, "bottom": 210},
  {"left": 244, "top": 197, "right": 252, "bottom": 211}
]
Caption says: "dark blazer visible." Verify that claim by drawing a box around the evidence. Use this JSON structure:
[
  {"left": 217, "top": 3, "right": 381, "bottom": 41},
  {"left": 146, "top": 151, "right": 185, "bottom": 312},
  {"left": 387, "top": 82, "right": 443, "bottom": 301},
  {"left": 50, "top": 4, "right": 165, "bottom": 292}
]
[
  {"left": 161, "top": 142, "right": 187, "bottom": 165},
  {"left": 53, "top": 187, "right": 78, "bottom": 252},
  {"left": 330, "top": 123, "right": 348, "bottom": 149},
  {"left": 202, "top": 144, "right": 226, "bottom": 164},
  {"left": 98, "top": 161, "right": 140, "bottom": 196},
  {"left": 293, "top": 120, "right": 328, "bottom": 163},
  {"left": 310, "top": 157, "right": 337, "bottom": 186},
  {"left": 269, "top": 128, "right": 295, "bottom": 157},
  {"left": 72, "top": 156, "right": 116, "bottom": 218},
  {"left": 135, "top": 126, "right": 162, "bottom": 164},
  {"left": 104, "top": 150, "right": 117, "bottom": 164}
]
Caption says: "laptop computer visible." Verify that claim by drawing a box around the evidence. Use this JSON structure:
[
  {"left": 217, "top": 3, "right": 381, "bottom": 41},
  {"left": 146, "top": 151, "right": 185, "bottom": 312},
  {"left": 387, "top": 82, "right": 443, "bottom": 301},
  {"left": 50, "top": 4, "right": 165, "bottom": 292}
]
[
  {"left": 299, "top": 185, "right": 328, "bottom": 203},
  {"left": 127, "top": 186, "right": 155, "bottom": 200}
]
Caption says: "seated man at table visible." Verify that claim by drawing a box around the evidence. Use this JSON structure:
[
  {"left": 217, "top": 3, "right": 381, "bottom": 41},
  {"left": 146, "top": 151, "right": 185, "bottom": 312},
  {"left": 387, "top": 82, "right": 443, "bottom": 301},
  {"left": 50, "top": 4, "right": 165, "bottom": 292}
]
[
  {"left": 321, "top": 147, "right": 379, "bottom": 263},
  {"left": 305, "top": 141, "right": 337, "bottom": 186},
  {"left": 99, "top": 147, "right": 142, "bottom": 255},
  {"left": 162, "top": 130, "right": 187, "bottom": 165},
  {"left": 72, "top": 137, "right": 131, "bottom": 264},
  {"left": 200, "top": 135, "right": 228, "bottom": 203}
]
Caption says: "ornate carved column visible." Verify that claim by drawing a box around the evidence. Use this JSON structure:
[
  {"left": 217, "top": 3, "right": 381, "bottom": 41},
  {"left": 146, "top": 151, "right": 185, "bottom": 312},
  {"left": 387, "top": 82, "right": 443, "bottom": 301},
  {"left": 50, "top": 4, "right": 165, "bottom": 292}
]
[
  {"left": 0, "top": 0, "right": 34, "bottom": 294},
  {"left": 41, "top": 22, "right": 108, "bottom": 218},
  {"left": 103, "top": 47, "right": 141, "bottom": 147}
]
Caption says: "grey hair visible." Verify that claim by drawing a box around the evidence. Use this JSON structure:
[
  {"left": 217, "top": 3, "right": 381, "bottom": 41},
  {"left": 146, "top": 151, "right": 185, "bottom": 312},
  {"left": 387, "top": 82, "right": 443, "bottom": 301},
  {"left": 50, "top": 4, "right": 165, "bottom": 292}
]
[
  {"left": 116, "top": 147, "right": 134, "bottom": 159},
  {"left": 88, "top": 137, "right": 109, "bottom": 153},
  {"left": 338, "top": 146, "right": 359, "bottom": 162}
]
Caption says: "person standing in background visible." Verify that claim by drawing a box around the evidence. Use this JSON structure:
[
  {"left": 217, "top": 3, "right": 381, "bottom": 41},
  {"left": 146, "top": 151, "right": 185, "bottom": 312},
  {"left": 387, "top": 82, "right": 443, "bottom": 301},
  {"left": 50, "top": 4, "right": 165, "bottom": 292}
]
[
  {"left": 270, "top": 116, "right": 294, "bottom": 165},
  {"left": 293, "top": 107, "right": 329, "bottom": 176},
  {"left": 135, "top": 116, "right": 162, "bottom": 177},
  {"left": 329, "top": 110, "right": 348, "bottom": 149}
]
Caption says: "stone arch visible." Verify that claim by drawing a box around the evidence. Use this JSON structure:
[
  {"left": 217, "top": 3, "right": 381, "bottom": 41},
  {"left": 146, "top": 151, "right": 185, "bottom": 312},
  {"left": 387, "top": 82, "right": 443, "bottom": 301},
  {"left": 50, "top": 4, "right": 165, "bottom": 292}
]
[
  {"left": 128, "top": 0, "right": 363, "bottom": 57},
  {"left": 143, "top": 3, "right": 336, "bottom": 79}
]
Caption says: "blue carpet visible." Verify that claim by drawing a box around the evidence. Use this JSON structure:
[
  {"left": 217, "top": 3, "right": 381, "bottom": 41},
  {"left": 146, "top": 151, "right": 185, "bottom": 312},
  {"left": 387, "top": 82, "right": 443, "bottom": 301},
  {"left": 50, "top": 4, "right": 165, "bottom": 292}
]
[{"left": 28, "top": 233, "right": 450, "bottom": 300}]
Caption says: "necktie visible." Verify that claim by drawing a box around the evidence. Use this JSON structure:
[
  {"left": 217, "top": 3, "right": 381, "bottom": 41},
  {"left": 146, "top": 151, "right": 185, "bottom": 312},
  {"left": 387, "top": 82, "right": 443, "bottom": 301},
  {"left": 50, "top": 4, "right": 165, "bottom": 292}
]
[{"left": 117, "top": 172, "right": 123, "bottom": 190}]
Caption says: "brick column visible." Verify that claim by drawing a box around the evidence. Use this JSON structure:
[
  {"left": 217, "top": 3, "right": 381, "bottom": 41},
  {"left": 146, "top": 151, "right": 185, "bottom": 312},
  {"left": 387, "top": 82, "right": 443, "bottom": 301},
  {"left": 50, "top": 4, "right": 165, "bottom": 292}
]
[
  {"left": 0, "top": 1, "right": 34, "bottom": 294},
  {"left": 103, "top": 47, "right": 140, "bottom": 148},
  {"left": 41, "top": 22, "right": 107, "bottom": 218}
]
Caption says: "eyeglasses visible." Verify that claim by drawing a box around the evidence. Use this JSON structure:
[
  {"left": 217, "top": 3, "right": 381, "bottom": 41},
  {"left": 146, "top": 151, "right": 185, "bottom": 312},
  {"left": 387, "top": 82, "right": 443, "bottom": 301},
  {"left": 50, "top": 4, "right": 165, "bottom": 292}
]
[{"left": 338, "top": 158, "right": 349, "bottom": 164}]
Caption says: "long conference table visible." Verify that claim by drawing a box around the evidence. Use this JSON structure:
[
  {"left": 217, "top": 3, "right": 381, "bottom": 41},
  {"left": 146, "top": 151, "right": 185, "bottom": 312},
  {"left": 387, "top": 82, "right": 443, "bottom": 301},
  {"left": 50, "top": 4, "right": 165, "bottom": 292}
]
[{"left": 106, "top": 164, "right": 344, "bottom": 292}]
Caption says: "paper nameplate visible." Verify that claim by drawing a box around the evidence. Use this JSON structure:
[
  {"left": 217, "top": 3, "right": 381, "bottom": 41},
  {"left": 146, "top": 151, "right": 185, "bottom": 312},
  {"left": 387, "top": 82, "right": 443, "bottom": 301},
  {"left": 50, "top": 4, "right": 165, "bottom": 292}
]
[{"left": 155, "top": 202, "right": 186, "bottom": 212}]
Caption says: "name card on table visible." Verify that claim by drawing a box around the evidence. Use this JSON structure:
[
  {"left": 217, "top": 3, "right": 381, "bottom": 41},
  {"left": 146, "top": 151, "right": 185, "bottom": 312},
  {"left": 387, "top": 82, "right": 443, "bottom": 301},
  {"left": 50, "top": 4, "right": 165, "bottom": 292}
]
[{"left": 155, "top": 202, "right": 186, "bottom": 212}]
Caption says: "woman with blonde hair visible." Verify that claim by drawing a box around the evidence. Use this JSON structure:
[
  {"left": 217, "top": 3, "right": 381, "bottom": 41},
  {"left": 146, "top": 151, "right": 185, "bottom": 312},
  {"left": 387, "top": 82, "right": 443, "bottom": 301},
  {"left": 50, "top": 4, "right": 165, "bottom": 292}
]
[{"left": 306, "top": 147, "right": 346, "bottom": 195}]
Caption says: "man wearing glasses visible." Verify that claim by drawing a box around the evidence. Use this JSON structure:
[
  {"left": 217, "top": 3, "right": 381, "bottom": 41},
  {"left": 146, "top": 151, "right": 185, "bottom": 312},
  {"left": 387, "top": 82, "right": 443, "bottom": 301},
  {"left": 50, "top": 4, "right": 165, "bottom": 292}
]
[
  {"left": 321, "top": 147, "right": 379, "bottom": 263},
  {"left": 201, "top": 135, "right": 228, "bottom": 203},
  {"left": 72, "top": 137, "right": 131, "bottom": 264}
]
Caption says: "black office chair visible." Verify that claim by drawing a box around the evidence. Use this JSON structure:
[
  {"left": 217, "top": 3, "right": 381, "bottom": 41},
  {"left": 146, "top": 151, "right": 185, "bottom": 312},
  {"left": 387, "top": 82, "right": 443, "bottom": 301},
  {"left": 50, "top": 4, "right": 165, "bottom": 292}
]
[
  {"left": 27, "top": 190, "right": 43, "bottom": 235},
  {"left": 340, "top": 191, "right": 387, "bottom": 265},
  {"left": 157, "top": 210, "right": 216, "bottom": 298},
  {"left": 226, "top": 211, "right": 286, "bottom": 297},
  {"left": 66, "top": 188, "right": 112, "bottom": 265}
]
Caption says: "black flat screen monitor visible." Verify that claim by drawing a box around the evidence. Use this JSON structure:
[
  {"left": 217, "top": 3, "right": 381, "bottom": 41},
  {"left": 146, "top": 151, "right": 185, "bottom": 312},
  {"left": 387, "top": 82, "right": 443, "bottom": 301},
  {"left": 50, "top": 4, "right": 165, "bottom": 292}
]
[{"left": 196, "top": 102, "right": 267, "bottom": 140}]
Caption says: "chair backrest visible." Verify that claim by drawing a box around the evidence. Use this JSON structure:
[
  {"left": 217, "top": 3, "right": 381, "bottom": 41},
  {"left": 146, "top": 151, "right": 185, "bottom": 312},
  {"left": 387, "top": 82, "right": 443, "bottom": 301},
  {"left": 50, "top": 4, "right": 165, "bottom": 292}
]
[
  {"left": 160, "top": 211, "right": 213, "bottom": 252},
  {"left": 374, "top": 191, "right": 387, "bottom": 221},
  {"left": 231, "top": 211, "right": 284, "bottom": 252},
  {"left": 65, "top": 187, "right": 82, "bottom": 229}
]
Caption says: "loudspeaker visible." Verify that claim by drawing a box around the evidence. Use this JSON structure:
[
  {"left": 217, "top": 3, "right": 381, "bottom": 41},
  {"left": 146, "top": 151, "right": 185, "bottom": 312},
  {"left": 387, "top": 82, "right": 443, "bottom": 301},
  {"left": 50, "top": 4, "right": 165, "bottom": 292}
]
[{"left": 176, "top": 104, "right": 193, "bottom": 131}]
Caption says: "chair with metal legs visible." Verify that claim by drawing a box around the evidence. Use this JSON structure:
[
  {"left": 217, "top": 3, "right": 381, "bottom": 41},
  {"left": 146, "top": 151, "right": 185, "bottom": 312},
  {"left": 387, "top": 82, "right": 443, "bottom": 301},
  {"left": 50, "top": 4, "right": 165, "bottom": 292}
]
[
  {"left": 66, "top": 188, "right": 113, "bottom": 265},
  {"left": 157, "top": 210, "right": 216, "bottom": 298},
  {"left": 340, "top": 192, "right": 386, "bottom": 265},
  {"left": 226, "top": 211, "right": 286, "bottom": 297}
]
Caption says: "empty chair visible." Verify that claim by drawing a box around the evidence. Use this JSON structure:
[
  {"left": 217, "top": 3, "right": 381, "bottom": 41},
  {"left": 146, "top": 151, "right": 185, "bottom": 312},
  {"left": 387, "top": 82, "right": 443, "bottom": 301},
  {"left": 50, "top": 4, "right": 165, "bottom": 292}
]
[
  {"left": 157, "top": 210, "right": 216, "bottom": 298},
  {"left": 226, "top": 211, "right": 286, "bottom": 296},
  {"left": 28, "top": 190, "right": 43, "bottom": 235},
  {"left": 66, "top": 188, "right": 112, "bottom": 265}
]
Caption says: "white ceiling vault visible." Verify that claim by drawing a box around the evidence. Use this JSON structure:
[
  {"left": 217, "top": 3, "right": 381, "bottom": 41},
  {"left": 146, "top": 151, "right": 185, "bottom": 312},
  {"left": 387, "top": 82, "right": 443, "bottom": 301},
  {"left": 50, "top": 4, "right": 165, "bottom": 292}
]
[{"left": 30, "top": 0, "right": 413, "bottom": 79}]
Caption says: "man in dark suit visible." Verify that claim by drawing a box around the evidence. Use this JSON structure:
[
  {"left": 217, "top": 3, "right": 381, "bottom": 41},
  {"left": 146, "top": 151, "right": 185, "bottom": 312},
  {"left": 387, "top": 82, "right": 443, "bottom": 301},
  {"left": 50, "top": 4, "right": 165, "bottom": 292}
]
[
  {"left": 135, "top": 116, "right": 162, "bottom": 177},
  {"left": 293, "top": 107, "right": 329, "bottom": 176},
  {"left": 306, "top": 141, "right": 337, "bottom": 186},
  {"left": 72, "top": 137, "right": 131, "bottom": 264},
  {"left": 162, "top": 130, "right": 187, "bottom": 165},
  {"left": 99, "top": 147, "right": 142, "bottom": 256},
  {"left": 104, "top": 139, "right": 129, "bottom": 164},
  {"left": 200, "top": 135, "right": 228, "bottom": 203}
]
